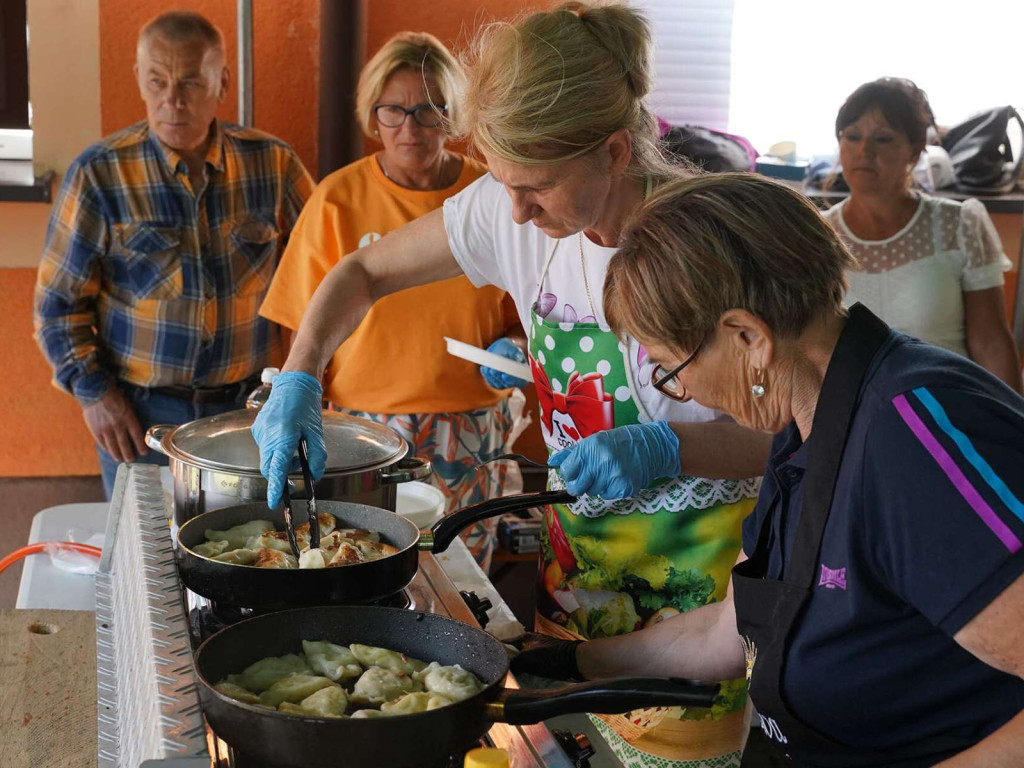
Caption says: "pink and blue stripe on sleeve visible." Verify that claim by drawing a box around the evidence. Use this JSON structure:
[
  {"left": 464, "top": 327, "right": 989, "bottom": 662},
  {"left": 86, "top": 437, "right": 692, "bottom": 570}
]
[{"left": 892, "top": 387, "right": 1023, "bottom": 554}]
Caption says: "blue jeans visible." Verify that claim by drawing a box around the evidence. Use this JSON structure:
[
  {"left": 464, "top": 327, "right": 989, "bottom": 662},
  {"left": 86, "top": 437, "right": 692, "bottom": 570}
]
[{"left": 97, "top": 383, "right": 249, "bottom": 499}]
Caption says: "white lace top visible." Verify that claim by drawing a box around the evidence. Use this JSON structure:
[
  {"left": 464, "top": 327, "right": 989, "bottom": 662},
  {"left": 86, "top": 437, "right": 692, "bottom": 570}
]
[{"left": 824, "top": 195, "right": 1010, "bottom": 356}]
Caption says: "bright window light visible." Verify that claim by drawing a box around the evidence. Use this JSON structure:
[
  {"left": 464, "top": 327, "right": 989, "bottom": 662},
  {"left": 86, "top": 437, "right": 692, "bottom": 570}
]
[{"left": 728, "top": 0, "right": 1024, "bottom": 158}]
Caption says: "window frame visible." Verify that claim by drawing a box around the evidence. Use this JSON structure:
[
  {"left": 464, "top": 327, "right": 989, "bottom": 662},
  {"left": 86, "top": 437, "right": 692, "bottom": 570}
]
[{"left": 0, "top": 0, "right": 30, "bottom": 130}]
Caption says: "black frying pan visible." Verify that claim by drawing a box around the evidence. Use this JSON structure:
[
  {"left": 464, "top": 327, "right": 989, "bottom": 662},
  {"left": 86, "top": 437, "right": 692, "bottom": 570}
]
[
  {"left": 194, "top": 606, "right": 719, "bottom": 768},
  {"left": 176, "top": 491, "right": 573, "bottom": 609}
]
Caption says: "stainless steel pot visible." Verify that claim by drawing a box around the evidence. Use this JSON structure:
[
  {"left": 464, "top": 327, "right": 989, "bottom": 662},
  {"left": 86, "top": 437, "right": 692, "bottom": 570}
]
[{"left": 145, "top": 409, "right": 430, "bottom": 527}]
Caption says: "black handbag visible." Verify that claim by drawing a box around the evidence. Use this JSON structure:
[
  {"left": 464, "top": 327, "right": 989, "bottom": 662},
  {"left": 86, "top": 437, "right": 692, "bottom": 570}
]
[
  {"left": 661, "top": 125, "right": 758, "bottom": 173},
  {"left": 941, "top": 106, "right": 1024, "bottom": 193}
]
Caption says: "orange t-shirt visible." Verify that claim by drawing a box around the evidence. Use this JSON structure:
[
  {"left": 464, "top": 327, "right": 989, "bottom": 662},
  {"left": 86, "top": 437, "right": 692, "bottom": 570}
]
[{"left": 260, "top": 153, "right": 517, "bottom": 413}]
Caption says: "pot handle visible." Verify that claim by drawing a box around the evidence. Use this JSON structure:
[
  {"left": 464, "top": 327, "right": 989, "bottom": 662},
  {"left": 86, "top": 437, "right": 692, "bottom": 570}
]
[
  {"left": 379, "top": 457, "right": 432, "bottom": 485},
  {"left": 422, "top": 491, "right": 575, "bottom": 553},
  {"left": 490, "top": 677, "right": 720, "bottom": 725},
  {"left": 145, "top": 424, "right": 175, "bottom": 455}
]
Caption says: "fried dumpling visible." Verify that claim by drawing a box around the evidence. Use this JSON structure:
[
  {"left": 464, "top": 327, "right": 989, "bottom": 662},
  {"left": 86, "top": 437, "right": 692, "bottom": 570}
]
[
  {"left": 214, "top": 681, "right": 261, "bottom": 706},
  {"left": 335, "top": 528, "right": 380, "bottom": 543},
  {"left": 212, "top": 548, "right": 259, "bottom": 565},
  {"left": 296, "top": 511, "right": 337, "bottom": 537},
  {"left": 246, "top": 530, "right": 308, "bottom": 554},
  {"left": 192, "top": 539, "right": 230, "bottom": 558},
  {"left": 298, "top": 548, "right": 331, "bottom": 569},
  {"left": 316, "top": 530, "right": 345, "bottom": 557},
  {"left": 238, "top": 653, "right": 312, "bottom": 692},
  {"left": 350, "top": 644, "right": 428, "bottom": 675},
  {"left": 328, "top": 541, "right": 365, "bottom": 566},
  {"left": 350, "top": 708, "right": 389, "bottom": 718},
  {"left": 351, "top": 666, "right": 422, "bottom": 706},
  {"left": 259, "top": 675, "right": 334, "bottom": 708},
  {"left": 380, "top": 691, "right": 454, "bottom": 715},
  {"left": 205, "top": 519, "right": 274, "bottom": 550},
  {"left": 253, "top": 548, "right": 298, "bottom": 569},
  {"left": 353, "top": 539, "right": 399, "bottom": 561},
  {"left": 416, "top": 662, "right": 484, "bottom": 702},
  {"left": 299, "top": 685, "right": 348, "bottom": 717},
  {"left": 277, "top": 701, "right": 309, "bottom": 716},
  {"left": 302, "top": 640, "right": 362, "bottom": 682}
]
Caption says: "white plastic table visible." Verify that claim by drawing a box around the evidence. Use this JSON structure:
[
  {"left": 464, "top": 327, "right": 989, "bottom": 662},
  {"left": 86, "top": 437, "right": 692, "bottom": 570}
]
[{"left": 15, "top": 501, "right": 109, "bottom": 610}]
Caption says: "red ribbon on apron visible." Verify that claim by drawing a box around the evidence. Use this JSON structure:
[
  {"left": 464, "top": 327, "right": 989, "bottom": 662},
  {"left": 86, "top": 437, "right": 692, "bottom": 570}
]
[{"left": 531, "top": 354, "right": 615, "bottom": 440}]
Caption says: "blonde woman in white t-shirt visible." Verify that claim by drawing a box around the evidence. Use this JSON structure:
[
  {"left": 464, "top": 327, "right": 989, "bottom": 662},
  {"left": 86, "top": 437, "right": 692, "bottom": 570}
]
[
  {"left": 253, "top": 4, "right": 771, "bottom": 765},
  {"left": 823, "top": 77, "right": 1021, "bottom": 393}
]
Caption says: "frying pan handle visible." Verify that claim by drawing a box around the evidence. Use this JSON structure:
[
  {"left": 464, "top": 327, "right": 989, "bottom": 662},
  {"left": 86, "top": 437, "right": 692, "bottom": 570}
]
[
  {"left": 491, "top": 677, "right": 720, "bottom": 725},
  {"left": 145, "top": 424, "right": 174, "bottom": 455},
  {"left": 423, "top": 491, "right": 576, "bottom": 553},
  {"left": 379, "top": 457, "right": 432, "bottom": 484}
]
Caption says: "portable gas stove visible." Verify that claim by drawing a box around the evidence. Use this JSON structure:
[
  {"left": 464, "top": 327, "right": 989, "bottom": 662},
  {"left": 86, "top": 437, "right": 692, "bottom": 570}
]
[{"left": 95, "top": 465, "right": 596, "bottom": 768}]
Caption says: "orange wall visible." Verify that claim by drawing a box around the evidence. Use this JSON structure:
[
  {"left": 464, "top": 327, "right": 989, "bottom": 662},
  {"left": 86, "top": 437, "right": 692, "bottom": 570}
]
[{"left": 1, "top": 270, "right": 99, "bottom": 475}]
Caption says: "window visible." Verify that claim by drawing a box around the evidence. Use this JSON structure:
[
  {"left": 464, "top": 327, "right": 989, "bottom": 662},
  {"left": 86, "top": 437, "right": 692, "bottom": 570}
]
[
  {"left": 641, "top": 0, "right": 1024, "bottom": 159},
  {"left": 0, "top": 0, "right": 29, "bottom": 130},
  {"left": 728, "top": 0, "right": 1024, "bottom": 157},
  {"left": 640, "top": 0, "right": 735, "bottom": 131}
]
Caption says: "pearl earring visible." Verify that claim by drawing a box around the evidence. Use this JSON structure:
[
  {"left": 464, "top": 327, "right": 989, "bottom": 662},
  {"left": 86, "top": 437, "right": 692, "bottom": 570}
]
[{"left": 751, "top": 369, "right": 766, "bottom": 398}]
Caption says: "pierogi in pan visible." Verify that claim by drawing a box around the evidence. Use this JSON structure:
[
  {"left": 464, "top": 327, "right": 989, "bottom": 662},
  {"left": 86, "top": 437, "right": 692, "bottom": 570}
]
[
  {"left": 213, "top": 641, "right": 485, "bottom": 719},
  {"left": 192, "top": 512, "right": 398, "bottom": 569}
]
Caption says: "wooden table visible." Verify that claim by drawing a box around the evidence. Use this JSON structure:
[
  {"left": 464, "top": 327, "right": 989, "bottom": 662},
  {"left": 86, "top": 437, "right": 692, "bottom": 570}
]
[{"left": 0, "top": 609, "right": 96, "bottom": 767}]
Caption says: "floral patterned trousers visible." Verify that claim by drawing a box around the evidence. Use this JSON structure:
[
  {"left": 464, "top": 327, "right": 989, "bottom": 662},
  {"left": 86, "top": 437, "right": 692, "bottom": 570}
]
[{"left": 336, "top": 397, "right": 520, "bottom": 572}]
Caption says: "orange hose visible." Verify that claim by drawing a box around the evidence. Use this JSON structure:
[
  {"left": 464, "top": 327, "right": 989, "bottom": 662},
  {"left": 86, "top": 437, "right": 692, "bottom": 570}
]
[{"left": 0, "top": 542, "right": 103, "bottom": 576}]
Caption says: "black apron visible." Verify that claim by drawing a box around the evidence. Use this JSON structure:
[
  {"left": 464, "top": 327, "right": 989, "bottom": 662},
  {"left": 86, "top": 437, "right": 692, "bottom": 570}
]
[{"left": 732, "top": 304, "right": 891, "bottom": 767}]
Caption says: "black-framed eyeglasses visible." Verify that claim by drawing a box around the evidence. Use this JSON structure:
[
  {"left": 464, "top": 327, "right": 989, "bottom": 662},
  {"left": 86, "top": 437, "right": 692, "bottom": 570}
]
[
  {"left": 652, "top": 337, "right": 706, "bottom": 401},
  {"left": 373, "top": 103, "right": 447, "bottom": 128}
]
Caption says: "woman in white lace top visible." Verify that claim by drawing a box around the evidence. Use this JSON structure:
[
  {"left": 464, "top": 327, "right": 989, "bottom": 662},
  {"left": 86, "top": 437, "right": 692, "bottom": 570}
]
[{"left": 823, "top": 78, "right": 1021, "bottom": 393}]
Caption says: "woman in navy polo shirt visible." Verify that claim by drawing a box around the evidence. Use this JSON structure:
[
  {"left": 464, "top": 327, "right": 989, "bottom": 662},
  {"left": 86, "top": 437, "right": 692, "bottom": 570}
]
[{"left": 514, "top": 173, "right": 1024, "bottom": 767}]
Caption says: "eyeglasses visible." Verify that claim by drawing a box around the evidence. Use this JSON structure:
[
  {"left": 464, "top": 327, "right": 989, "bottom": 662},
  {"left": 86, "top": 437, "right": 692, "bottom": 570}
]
[
  {"left": 652, "top": 338, "right": 706, "bottom": 401},
  {"left": 373, "top": 103, "right": 447, "bottom": 129}
]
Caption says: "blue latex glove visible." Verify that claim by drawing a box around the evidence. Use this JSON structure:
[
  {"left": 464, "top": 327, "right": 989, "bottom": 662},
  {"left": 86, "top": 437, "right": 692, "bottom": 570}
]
[
  {"left": 251, "top": 371, "right": 327, "bottom": 509},
  {"left": 481, "top": 337, "right": 530, "bottom": 389},
  {"left": 547, "top": 421, "right": 680, "bottom": 500}
]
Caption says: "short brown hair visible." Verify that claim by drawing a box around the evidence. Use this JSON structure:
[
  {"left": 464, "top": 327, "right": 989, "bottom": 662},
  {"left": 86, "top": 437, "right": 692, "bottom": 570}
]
[
  {"left": 605, "top": 173, "right": 855, "bottom": 355},
  {"left": 139, "top": 10, "right": 224, "bottom": 55},
  {"left": 835, "top": 77, "right": 934, "bottom": 147}
]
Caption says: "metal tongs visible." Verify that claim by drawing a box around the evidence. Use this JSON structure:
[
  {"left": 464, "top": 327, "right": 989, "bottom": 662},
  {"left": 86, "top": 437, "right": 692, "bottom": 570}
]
[
  {"left": 281, "top": 437, "right": 321, "bottom": 559},
  {"left": 476, "top": 452, "right": 554, "bottom": 471}
]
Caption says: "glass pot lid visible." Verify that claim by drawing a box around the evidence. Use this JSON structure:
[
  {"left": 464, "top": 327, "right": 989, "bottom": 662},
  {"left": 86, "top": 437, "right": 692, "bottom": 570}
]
[{"left": 158, "top": 408, "right": 407, "bottom": 475}]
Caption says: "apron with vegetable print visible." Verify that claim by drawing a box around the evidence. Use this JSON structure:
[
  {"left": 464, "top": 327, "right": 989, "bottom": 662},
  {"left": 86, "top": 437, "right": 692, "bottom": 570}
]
[{"left": 528, "top": 237, "right": 757, "bottom": 768}]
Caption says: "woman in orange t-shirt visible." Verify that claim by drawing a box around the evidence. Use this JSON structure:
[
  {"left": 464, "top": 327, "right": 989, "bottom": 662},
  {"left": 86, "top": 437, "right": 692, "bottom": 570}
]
[{"left": 260, "top": 32, "right": 525, "bottom": 570}]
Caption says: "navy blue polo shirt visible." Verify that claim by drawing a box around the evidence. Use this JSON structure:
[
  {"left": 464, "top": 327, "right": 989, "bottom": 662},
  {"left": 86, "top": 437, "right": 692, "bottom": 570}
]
[{"left": 743, "top": 332, "right": 1024, "bottom": 766}]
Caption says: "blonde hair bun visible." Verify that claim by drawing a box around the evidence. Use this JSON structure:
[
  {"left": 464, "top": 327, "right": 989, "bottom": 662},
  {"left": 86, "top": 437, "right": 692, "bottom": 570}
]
[{"left": 459, "top": 1, "right": 670, "bottom": 177}]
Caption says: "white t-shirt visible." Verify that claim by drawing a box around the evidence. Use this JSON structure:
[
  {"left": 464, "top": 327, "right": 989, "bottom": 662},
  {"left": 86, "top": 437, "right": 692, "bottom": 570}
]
[
  {"left": 824, "top": 195, "right": 1010, "bottom": 356},
  {"left": 443, "top": 172, "right": 721, "bottom": 427}
]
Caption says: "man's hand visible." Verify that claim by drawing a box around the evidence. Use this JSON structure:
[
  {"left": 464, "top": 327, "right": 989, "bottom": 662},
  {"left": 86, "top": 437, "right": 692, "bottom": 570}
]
[{"left": 82, "top": 387, "right": 147, "bottom": 462}]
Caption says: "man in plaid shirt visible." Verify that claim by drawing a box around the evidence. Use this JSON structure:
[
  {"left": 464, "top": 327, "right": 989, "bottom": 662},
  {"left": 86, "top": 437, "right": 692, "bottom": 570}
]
[{"left": 34, "top": 11, "right": 314, "bottom": 496}]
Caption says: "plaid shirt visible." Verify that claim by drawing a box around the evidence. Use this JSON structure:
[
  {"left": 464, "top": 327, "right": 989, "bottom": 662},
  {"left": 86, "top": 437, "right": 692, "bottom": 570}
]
[{"left": 34, "top": 120, "right": 313, "bottom": 404}]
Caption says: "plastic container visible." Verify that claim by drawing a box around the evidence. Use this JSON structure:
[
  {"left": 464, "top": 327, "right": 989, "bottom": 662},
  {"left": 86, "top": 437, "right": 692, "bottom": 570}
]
[
  {"left": 464, "top": 747, "right": 510, "bottom": 768},
  {"left": 245, "top": 367, "right": 280, "bottom": 410},
  {"left": 394, "top": 480, "right": 445, "bottom": 528}
]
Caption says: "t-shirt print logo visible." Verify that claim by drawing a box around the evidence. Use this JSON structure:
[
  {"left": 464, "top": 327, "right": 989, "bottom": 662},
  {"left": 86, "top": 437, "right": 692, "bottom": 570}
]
[
  {"left": 818, "top": 564, "right": 847, "bottom": 590},
  {"left": 358, "top": 232, "right": 382, "bottom": 248}
]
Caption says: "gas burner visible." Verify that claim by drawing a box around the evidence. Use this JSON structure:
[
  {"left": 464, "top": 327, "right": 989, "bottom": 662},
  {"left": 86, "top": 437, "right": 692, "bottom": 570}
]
[{"left": 97, "top": 466, "right": 585, "bottom": 768}]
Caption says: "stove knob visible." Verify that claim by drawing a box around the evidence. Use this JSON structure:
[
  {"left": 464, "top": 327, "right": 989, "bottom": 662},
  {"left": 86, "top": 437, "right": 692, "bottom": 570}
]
[
  {"left": 551, "top": 729, "right": 595, "bottom": 768},
  {"left": 459, "top": 590, "right": 493, "bottom": 628}
]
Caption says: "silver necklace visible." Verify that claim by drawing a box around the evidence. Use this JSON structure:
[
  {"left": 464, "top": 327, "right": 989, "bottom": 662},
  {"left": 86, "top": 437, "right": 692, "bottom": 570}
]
[{"left": 578, "top": 232, "right": 598, "bottom": 319}]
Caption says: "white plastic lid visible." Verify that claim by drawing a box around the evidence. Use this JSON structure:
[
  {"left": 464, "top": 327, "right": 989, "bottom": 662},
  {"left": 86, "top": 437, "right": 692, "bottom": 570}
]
[{"left": 260, "top": 367, "right": 280, "bottom": 384}]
